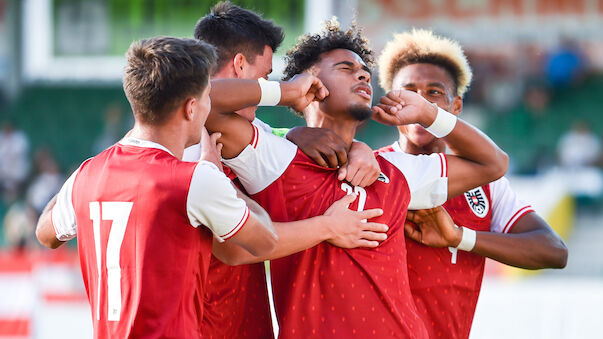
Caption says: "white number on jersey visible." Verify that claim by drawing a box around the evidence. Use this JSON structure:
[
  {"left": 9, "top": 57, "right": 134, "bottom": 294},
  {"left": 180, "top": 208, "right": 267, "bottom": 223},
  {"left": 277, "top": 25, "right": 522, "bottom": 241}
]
[
  {"left": 90, "top": 201, "right": 133, "bottom": 321},
  {"left": 340, "top": 183, "right": 367, "bottom": 222},
  {"left": 448, "top": 246, "right": 458, "bottom": 264}
]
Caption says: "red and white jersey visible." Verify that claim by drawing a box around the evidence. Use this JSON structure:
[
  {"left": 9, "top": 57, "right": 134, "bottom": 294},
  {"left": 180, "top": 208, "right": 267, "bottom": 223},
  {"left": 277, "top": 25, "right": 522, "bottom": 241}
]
[
  {"left": 380, "top": 142, "right": 534, "bottom": 339},
  {"left": 224, "top": 127, "right": 449, "bottom": 338},
  {"left": 183, "top": 121, "right": 275, "bottom": 339},
  {"left": 51, "top": 137, "right": 250, "bottom": 339}
]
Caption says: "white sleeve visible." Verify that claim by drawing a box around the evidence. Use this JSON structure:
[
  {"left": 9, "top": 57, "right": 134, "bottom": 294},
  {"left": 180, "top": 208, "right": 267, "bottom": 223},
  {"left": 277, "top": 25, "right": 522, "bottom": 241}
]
[
  {"left": 490, "top": 177, "right": 535, "bottom": 233},
  {"left": 182, "top": 143, "right": 201, "bottom": 162},
  {"left": 252, "top": 118, "right": 273, "bottom": 133},
  {"left": 186, "top": 161, "right": 250, "bottom": 242},
  {"left": 379, "top": 152, "right": 448, "bottom": 209},
  {"left": 182, "top": 119, "right": 273, "bottom": 163},
  {"left": 222, "top": 124, "right": 297, "bottom": 195},
  {"left": 52, "top": 167, "right": 80, "bottom": 241}
]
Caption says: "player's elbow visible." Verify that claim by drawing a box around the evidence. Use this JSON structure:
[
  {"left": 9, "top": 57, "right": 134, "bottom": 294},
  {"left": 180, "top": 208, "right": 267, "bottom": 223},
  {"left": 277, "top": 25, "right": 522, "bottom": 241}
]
[
  {"left": 35, "top": 227, "right": 61, "bottom": 249},
  {"left": 487, "top": 150, "right": 509, "bottom": 182},
  {"left": 246, "top": 232, "right": 278, "bottom": 258},
  {"left": 548, "top": 240, "right": 568, "bottom": 269}
]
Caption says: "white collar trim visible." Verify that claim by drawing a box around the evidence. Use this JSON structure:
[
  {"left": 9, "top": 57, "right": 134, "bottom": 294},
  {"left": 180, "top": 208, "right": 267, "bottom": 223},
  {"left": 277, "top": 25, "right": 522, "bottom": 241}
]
[{"left": 119, "top": 137, "right": 175, "bottom": 156}]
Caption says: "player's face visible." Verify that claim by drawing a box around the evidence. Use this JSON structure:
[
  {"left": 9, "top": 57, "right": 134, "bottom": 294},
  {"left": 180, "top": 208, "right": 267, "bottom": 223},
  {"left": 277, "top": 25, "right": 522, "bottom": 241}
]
[
  {"left": 391, "top": 63, "right": 461, "bottom": 147},
  {"left": 237, "top": 45, "right": 274, "bottom": 121},
  {"left": 190, "top": 81, "right": 212, "bottom": 144},
  {"left": 312, "top": 49, "right": 373, "bottom": 121}
]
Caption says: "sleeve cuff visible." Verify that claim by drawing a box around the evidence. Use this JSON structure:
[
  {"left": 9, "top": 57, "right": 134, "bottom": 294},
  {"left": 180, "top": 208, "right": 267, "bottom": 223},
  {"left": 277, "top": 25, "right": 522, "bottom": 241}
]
[
  {"left": 217, "top": 207, "right": 250, "bottom": 242},
  {"left": 502, "top": 206, "right": 534, "bottom": 233}
]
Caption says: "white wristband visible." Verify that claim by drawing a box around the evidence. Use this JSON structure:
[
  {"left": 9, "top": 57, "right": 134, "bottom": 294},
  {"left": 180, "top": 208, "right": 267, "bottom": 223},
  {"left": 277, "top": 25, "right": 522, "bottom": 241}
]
[
  {"left": 425, "top": 105, "right": 457, "bottom": 138},
  {"left": 456, "top": 226, "right": 476, "bottom": 252},
  {"left": 257, "top": 78, "right": 281, "bottom": 106}
]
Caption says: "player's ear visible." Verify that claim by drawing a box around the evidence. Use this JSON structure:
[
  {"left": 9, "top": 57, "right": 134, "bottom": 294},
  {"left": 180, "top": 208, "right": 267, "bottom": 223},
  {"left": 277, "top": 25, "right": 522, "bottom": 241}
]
[
  {"left": 184, "top": 97, "right": 196, "bottom": 121},
  {"left": 451, "top": 96, "right": 463, "bottom": 116},
  {"left": 233, "top": 53, "right": 246, "bottom": 78}
]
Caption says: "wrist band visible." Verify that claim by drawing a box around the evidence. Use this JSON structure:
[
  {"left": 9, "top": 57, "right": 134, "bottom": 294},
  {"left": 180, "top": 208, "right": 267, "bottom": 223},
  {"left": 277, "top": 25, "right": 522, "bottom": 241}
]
[
  {"left": 257, "top": 78, "right": 281, "bottom": 106},
  {"left": 425, "top": 105, "right": 457, "bottom": 138},
  {"left": 456, "top": 226, "right": 476, "bottom": 252}
]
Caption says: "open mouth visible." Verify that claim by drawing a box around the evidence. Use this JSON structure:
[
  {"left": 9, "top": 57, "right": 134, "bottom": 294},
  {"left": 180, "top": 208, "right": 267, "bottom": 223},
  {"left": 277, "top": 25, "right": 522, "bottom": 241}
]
[{"left": 353, "top": 84, "right": 372, "bottom": 100}]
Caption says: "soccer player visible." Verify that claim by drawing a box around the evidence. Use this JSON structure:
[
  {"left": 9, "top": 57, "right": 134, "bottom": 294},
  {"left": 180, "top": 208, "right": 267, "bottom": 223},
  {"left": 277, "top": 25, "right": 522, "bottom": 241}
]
[
  {"left": 34, "top": 37, "right": 278, "bottom": 338},
  {"left": 377, "top": 29, "right": 568, "bottom": 339},
  {"left": 205, "top": 20, "right": 509, "bottom": 338},
  {"left": 192, "top": 3, "right": 385, "bottom": 338}
]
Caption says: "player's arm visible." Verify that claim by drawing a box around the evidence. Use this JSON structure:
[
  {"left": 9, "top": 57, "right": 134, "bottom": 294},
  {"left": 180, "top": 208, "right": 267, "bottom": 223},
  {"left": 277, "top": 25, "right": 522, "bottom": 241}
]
[
  {"left": 187, "top": 162, "right": 277, "bottom": 257},
  {"left": 286, "top": 127, "right": 380, "bottom": 187},
  {"left": 374, "top": 90, "right": 508, "bottom": 198},
  {"left": 206, "top": 74, "right": 328, "bottom": 159},
  {"left": 35, "top": 196, "right": 66, "bottom": 249},
  {"left": 405, "top": 207, "right": 567, "bottom": 269},
  {"left": 212, "top": 194, "right": 388, "bottom": 265},
  {"left": 36, "top": 167, "right": 80, "bottom": 249}
]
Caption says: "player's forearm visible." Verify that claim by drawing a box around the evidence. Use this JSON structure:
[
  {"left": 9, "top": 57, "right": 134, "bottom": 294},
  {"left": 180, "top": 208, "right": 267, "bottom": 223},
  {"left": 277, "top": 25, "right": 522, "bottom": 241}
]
[
  {"left": 470, "top": 230, "right": 568, "bottom": 269},
  {"left": 35, "top": 196, "right": 66, "bottom": 249},
  {"left": 216, "top": 216, "right": 331, "bottom": 265},
  {"left": 210, "top": 79, "right": 262, "bottom": 113},
  {"left": 444, "top": 119, "right": 508, "bottom": 187}
]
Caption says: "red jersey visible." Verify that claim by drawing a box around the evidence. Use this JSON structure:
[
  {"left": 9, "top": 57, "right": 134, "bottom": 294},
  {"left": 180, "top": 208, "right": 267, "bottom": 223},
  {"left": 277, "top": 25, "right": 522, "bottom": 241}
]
[
  {"left": 51, "top": 138, "right": 251, "bottom": 339},
  {"left": 379, "top": 142, "right": 534, "bottom": 339},
  {"left": 183, "top": 120, "right": 275, "bottom": 339},
  {"left": 224, "top": 127, "right": 450, "bottom": 338}
]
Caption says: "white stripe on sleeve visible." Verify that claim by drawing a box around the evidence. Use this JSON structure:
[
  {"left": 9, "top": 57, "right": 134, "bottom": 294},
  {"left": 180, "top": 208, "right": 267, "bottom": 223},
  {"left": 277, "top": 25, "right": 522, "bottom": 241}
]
[{"left": 490, "top": 177, "right": 535, "bottom": 233}]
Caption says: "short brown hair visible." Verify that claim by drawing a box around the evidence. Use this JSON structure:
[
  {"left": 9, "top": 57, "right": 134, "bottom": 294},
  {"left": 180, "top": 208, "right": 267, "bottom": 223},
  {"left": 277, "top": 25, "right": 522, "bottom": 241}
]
[
  {"left": 194, "top": 1, "right": 284, "bottom": 71},
  {"left": 123, "top": 36, "right": 217, "bottom": 125},
  {"left": 378, "top": 29, "right": 472, "bottom": 97}
]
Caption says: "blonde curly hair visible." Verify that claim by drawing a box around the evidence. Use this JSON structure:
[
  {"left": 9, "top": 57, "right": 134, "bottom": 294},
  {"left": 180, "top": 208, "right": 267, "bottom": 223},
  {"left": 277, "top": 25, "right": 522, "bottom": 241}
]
[{"left": 378, "top": 29, "right": 472, "bottom": 97}]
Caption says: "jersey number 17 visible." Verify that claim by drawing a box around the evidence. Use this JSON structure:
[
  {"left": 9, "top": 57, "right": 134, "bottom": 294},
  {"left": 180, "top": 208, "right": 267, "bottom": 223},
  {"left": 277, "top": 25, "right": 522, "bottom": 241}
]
[{"left": 89, "top": 201, "right": 133, "bottom": 322}]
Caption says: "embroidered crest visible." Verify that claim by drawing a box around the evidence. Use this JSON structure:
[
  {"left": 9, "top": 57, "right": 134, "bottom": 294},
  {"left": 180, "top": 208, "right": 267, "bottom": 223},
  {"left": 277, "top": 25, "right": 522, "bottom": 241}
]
[
  {"left": 464, "top": 187, "right": 489, "bottom": 218},
  {"left": 377, "top": 172, "right": 390, "bottom": 183}
]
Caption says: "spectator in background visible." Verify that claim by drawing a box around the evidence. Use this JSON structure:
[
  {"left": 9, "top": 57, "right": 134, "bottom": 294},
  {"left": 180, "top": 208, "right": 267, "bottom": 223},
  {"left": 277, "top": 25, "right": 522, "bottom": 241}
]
[
  {"left": 557, "top": 119, "right": 603, "bottom": 204},
  {"left": 92, "top": 103, "right": 126, "bottom": 154},
  {"left": 545, "top": 37, "right": 586, "bottom": 88},
  {"left": 26, "top": 148, "right": 64, "bottom": 215},
  {"left": 558, "top": 120, "right": 601, "bottom": 169},
  {"left": 0, "top": 121, "right": 30, "bottom": 202},
  {"left": 3, "top": 200, "right": 37, "bottom": 250}
]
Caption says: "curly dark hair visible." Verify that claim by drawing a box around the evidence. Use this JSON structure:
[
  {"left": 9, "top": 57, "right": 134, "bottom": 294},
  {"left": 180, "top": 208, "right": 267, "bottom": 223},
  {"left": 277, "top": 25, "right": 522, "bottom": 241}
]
[{"left": 283, "top": 18, "right": 374, "bottom": 81}]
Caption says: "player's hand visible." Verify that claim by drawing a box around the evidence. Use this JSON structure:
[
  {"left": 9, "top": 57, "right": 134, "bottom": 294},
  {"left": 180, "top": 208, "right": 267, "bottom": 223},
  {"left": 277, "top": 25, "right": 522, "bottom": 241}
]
[
  {"left": 200, "top": 127, "right": 224, "bottom": 172},
  {"left": 280, "top": 73, "right": 329, "bottom": 112},
  {"left": 404, "top": 207, "right": 462, "bottom": 248},
  {"left": 324, "top": 194, "right": 388, "bottom": 248},
  {"left": 286, "top": 126, "right": 347, "bottom": 168},
  {"left": 338, "top": 141, "right": 380, "bottom": 187},
  {"left": 372, "top": 89, "right": 437, "bottom": 127}
]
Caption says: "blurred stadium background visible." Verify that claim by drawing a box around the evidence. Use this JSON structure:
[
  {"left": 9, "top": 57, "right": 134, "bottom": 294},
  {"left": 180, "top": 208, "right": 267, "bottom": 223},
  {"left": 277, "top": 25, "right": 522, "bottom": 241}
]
[{"left": 1, "top": 0, "right": 602, "bottom": 338}]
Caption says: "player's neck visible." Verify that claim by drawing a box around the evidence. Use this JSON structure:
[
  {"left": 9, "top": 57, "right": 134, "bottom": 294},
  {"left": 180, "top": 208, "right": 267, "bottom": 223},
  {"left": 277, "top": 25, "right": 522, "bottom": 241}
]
[
  {"left": 128, "top": 123, "right": 186, "bottom": 160},
  {"left": 398, "top": 136, "right": 447, "bottom": 155},
  {"left": 306, "top": 113, "right": 358, "bottom": 149}
]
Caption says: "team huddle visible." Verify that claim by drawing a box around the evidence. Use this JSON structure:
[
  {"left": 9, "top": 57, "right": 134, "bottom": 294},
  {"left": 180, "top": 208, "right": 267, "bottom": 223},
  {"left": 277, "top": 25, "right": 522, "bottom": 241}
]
[{"left": 35, "top": 2, "right": 567, "bottom": 338}]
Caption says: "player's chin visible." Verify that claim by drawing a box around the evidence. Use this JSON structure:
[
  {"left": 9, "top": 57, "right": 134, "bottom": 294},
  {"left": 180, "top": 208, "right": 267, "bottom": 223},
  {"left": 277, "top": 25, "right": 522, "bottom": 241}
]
[
  {"left": 410, "top": 126, "right": 436, "bottom": 143},
  {"left": 348, "top": 103, "right": 373, "bottom": 122}
]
